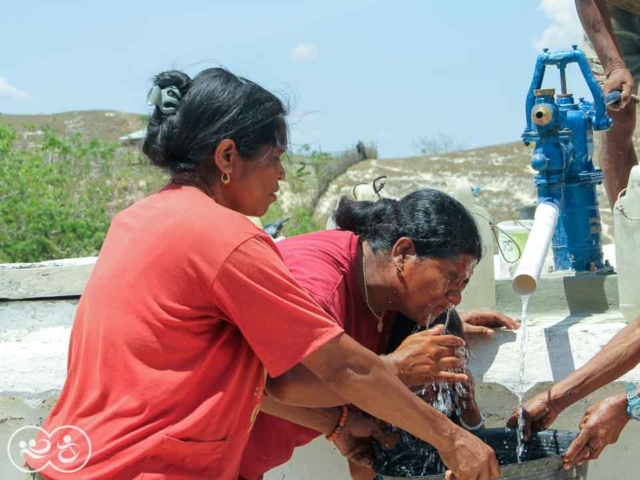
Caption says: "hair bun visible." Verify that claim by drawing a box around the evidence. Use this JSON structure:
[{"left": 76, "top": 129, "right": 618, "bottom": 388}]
[{"left": 153, "top": 70, "right": 192, "bottom": 92}]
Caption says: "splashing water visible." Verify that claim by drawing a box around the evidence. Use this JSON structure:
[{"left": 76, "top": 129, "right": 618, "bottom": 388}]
[
  {"left": 442, "top": 305, "right": 453, "bottom": 333},
  {"left": 516, "top": 295, "right": 530, "bottom": 463},
  {"left": 403, "top": 305, "right": 473, "bottom": 475}
]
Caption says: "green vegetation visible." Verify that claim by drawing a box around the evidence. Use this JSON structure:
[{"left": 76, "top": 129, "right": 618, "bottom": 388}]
[
  {"left": 0, "top": 125, "right": 166, "bottom": 263},
  {"left": 0, "top": 123, "right": 374, "bottom": 263}
]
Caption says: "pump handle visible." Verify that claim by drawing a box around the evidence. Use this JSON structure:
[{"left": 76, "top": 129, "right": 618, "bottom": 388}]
[
  {"left": 605, "top": 90, "right": 622, "bottom": 106},
  {"left": 524, "top": 49, "right": 612, "bottom": 132}
]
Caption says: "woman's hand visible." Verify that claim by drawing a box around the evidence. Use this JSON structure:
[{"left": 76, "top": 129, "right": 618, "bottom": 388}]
[
  {"left": 459, "top": 310, "right": 519, "bottom": 337},
  {"left": 506, "top": 390, "right": 563, "bottom": 441},
  {"left": 333, "top": 413, "right": 393, "bottom": 468},
  {"left": 439, "top": 428, "right": 500, "bottom": 480},
  {"left": 383, "top": 324, "right": 468, "bottom": 387},
  {"left": 562, "top": 395, "right": 630, "bottom": 469}
]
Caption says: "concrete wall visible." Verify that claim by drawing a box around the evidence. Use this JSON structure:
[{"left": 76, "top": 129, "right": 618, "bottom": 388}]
[{"left": 1, "top": 258, "right": 638, "bottom": 479}]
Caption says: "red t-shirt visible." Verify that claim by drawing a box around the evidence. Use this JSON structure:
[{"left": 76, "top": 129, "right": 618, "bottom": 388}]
[
  {"left": 239, "top": 230, "right": 393, "bottom": 480},
  {"left": 29, "top": 185, "right": 343, "bottom": 480}
]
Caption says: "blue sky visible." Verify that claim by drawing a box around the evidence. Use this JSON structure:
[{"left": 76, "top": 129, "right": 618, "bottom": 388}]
[{"left": 1, "top": 0, "right": 590, "bottom": 158}]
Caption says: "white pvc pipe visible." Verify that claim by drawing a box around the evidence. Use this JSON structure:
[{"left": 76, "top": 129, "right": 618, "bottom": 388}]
[{"left": 512, "top": 201, "right": 560, "bottom": 296}]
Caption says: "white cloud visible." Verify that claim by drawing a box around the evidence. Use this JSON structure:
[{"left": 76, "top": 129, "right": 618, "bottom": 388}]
[
  {"left": 0, "top": 76, "right": 30, "bottom": 100},
  {"left": 534, "top": 0, "right": 583, "bottom": 51},
  {"left": 290, "top": 43, "right": 318, "bottom": 62}
]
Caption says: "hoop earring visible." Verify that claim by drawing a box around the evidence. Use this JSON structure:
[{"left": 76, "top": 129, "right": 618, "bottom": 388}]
[{"left": 221, "top": 172, "right": 231, "bottom": 185}]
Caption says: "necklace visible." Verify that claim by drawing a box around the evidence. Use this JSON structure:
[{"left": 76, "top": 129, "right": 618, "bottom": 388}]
[{"left": 362, "top": 252, "right": 385, "bottom": 332}]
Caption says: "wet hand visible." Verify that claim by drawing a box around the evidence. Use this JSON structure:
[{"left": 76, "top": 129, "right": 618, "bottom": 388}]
[
  {"left": 334, "top": 413, "right": 394, "bottom": 467},
  {"left": 506, "top": 390, "right": 562, "bottom": 441},
  {"left": 604, "top": 65, "right": 634, "bottom": 111},
  {"left": 459, "top": 310, "right": 519, "bottom": 337},
  {"left": 384, "top": 324, "right": 468, "bottom": 387},
  {"left": 562, "top": 395, "right": 630, "bottom": 470},
  {"left": 440, "top": 428, "right": 500, "bottom": 480}
]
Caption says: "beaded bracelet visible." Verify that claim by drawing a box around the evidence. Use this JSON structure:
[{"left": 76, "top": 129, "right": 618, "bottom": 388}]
[
  {"left": 326, "top": 405, "right": 348, "bottom": 442},
  {"left": 459, "top": 413, "right": 485, "bottom": 431}
]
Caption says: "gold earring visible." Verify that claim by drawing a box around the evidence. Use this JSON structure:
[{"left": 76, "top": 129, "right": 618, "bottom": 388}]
[
  {"left": 396, "top": 264, "right": 403, "bottom": 276},
  {"left": 221, "top": 172, "right": 231, "bottom": 185}
]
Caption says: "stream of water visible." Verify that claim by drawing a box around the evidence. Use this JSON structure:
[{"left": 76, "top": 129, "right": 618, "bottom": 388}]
[{"left": 516, "top": 294, "right": 530, "bottom": 463}]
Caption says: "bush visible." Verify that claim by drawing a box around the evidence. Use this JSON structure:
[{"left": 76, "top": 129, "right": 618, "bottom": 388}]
[
  {"left": 0, "top": 125, "right": 165, "bottom": 263},
  {"left": 0, "top": 123, "right": 372, "bottom": 262}
]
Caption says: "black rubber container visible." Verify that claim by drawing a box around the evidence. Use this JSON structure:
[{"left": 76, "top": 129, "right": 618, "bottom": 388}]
[{"left": 373, "top": 428, "right": 588, "bottom": 480}]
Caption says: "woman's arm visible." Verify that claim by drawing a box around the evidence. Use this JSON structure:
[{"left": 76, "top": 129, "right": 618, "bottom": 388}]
[
  {"left": 260, "top": 395, "right": 390, "bottom": 467},
  {"left": 260, "top": 394, "right": 343, "bottom": 434},
  {"left": 508, "top": 316, "right": 640, "bottom": 435},
  {"left": 300, "top": 333, "right": 500, "bottom": 480},
  {"left": 457, "top": 373, "right": 484, "bottom": 431},
  {"left": 267, "top": 324, "right": 468, "bottom": 407},
  {"left": 550, "top": 316, "right": 640, "bottom": 411},
  {"left": 267, "top": 364, "right": 346, "bottom": 407}
]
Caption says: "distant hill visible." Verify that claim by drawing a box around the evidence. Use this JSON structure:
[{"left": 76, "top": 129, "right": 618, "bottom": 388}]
[
  {"left": 0, "top": 110, "right": 623, "bottom": 248},
  {"left": 0, "top": 110, "right": 143, "bottom": 145},
  {"left": 316, "top": 141, "right": 618, "bottom": 247}
]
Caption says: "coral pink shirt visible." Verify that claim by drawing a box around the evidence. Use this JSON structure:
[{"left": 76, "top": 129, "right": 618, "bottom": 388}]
[
  {"left": 29, "top": 185, "right": 343, "bottom": 479},
  {"left": 239, "top": 230, "right": 393, "bottom": 479}
]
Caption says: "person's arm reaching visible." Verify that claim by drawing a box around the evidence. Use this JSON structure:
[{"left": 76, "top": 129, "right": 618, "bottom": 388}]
[
  {"left": 260, "top": 395, "right": 390, "bottom": 468},
  {"left": 508, "top": 316, "right": 640, "bottom": 435},
  {"left": 267, "top": 324, "right": 468, "bottom": 407},
  {"left": 576, "top": 0, "right": 634, "bottom": 108},
  {"left": 302, "top": 333, "right": 500, "bottom": 480},
  {"left": 267, "top": 364, "right": 346, "bottom": 407}
]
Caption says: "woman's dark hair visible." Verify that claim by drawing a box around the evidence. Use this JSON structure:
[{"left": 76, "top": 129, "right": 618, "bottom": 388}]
[
  {"left": 143, "top": 68, "right": 288, "bottom": 172},
  {"left": 334, "top": 188, "right": 482, "bottom": 262}
]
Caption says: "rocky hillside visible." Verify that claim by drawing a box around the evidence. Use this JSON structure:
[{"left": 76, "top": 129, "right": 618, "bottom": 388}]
[
  {"left": 0, "top": 110, "right": 144, "bottom": 146},
  {"left": 1, "top": 110, "right": 624, "bottom": 246},
  {"left": 316, "top": 140, "right": 616, "bottom": 246}
]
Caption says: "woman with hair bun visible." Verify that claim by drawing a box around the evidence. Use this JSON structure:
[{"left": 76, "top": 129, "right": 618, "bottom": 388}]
[
  {"left": 240, "top": 189, "right": 517, "bottom": 480},
  {"left": 28, "top": 69, "right": 500, "bottom": 480}
]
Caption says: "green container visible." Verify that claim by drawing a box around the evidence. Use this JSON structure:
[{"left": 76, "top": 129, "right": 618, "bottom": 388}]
[{"left": 497, "top": 220, "right": 534, "bottom": 278}]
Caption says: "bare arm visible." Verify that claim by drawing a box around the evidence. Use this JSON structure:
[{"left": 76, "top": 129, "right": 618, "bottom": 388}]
[
  {"left": 267, "top": 365, "right": 346, "bottom": 408},
  {"left": 576, "top": 0, "right": 624, "bottom": 70},
  {"left": 576, "top": 0, "right": 634, "bottom": 106},
  {"left": 551, "top": 316, "right": 640, "bottom": 411},
  {"left": 260, "top": 395, "right": 392, "bottom": 467},
  {"left": 300, "top": 333, "right": 500, "bottom": 480},
  {"left": 508, "top": 317, "right": 640, "bottom": 434},
  {"left": 267, "top": 325, "right": 467, "bottom": 407},
  {"left": 260, "top": 394, "right": 343, "bottom": 434}
]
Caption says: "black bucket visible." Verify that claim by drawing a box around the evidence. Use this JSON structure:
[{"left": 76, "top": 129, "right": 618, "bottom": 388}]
[{"left": 373, "top": 428, "right": 588, "bottom": 480}]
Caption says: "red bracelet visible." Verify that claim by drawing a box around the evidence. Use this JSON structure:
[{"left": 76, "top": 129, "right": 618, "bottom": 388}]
[{"left": 325, "top": 405, "right": 348, "bottom": 442}]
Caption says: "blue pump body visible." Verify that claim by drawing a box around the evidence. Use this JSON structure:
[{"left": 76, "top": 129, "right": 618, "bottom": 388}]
[{"left": 521, "top": 47, "right": 611, "bottom": 272}]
